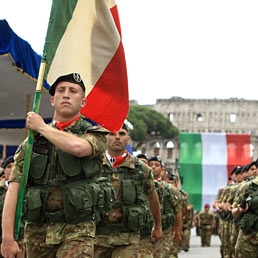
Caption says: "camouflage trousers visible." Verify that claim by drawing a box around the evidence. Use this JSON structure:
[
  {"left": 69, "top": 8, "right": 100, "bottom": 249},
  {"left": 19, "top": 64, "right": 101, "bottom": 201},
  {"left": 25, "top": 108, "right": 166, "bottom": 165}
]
[
  {"left": 94, "top": 232, "right": 140, "bottom": 258},
  {"left": 138, "top": 236, "right": 154, "bottom": 258},
  {"left": 152, "top": 228, "right": 178, "bottom": 258},
  {"left": 218, "top": 219, "right": 224, "bottom": 257},
  {"left": 222, "top": 221, "right": 231, "bottom": 258},
  {"left": 94, "top": 243, "right": 140, "bottom": 258},
  {"left": 138, "top": 231, "right": 179, "bottom": 258},
  {"left": 24, "top": 227, "right": 94, "bottom": 258},
  {"left": 230, "top": 223, "right": 239, "bottom": 258},
  {"left": 235, "top": 229, "right": 258, "bottom": 258},
  {"left": 181, "top": 227, "right": 191, "bottom": 250},
  {"left": 200, "top": 225, "right": 212, "bottom": 246}
]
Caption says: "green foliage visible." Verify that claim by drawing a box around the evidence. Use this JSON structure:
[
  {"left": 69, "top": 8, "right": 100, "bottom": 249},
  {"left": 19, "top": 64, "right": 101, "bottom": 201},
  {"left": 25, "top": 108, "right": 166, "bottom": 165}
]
[{"left": 127, "top": 105, "right": 178, "bottom": 147}]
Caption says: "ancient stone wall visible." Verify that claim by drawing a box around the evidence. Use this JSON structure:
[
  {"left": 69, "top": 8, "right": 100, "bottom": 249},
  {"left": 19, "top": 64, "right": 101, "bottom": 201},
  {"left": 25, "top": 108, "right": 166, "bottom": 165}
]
[{"left": 131, "top": 97, "right": 258, "bottom": 171}]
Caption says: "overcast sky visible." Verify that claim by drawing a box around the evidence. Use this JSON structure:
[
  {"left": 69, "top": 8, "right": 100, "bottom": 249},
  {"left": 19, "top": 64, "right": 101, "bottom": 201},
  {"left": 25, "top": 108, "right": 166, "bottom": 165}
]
[{"left": 1, "top": 0, "right": 258, "bottom": 104}]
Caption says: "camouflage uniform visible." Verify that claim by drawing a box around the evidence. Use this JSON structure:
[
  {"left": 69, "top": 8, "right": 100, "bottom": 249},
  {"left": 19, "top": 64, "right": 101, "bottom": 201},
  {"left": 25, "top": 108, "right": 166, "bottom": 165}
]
[
  {"left": 216, "top": 185, "right": 231, "bottom": 257},
  {"left": 94, "top": 153, "right": 155, "bottom": 258},
  {"left": 198, "top": 210, "right": 214, "bottom": 246},
  {"left": 221, "top": 184, "right": 235, "bottom": 258},
  {"left": 9, "top": 117, "right": 107, "bottom": 258},
  {"left": 152, "top": 182, "right": 182, "bottom": 258},
  {"left": 232, "top": 176, "right": 258, "bottom": 258},
  {"left": 181, "top": 203, "right": 194, "bottom": 251},
  {"left": 227, "top": 183, "right": 243, "bottom": 258}
]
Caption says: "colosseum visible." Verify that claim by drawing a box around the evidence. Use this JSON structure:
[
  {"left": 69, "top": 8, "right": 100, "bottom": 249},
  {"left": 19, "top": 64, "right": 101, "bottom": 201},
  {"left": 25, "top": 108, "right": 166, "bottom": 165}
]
[{"left": 131, "top": 97, "right": 258, "bottom": 171}]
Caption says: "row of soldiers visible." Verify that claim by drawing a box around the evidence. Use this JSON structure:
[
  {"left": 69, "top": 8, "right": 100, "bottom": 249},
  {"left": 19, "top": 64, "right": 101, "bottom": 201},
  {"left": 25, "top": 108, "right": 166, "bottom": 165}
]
[
  {"left": 213, "top": 161, "right": 258, "bottom": 258},
  {"left": 136, "top": 154, "right": 195, "bottom": 257},
  {"left": 0, "top": 144, "right": 194, "bottom": 257},
  {"left": 0, "top": 73, "right": 197, "bottom": 258}
]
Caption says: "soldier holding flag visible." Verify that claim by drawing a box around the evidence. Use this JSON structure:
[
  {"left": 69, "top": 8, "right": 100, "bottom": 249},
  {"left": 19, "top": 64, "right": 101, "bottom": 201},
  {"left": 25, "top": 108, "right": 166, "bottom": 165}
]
[{"left": 1, "top": 74, "right": 108, "bottom": 257}]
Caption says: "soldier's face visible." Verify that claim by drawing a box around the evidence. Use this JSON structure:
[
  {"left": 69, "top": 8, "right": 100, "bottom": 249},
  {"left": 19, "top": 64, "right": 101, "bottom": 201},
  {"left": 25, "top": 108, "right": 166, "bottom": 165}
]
[
  {"left": 107, "top": 129, "right": 130, "bottom": 152},
  {"left": 243, "top": 171, "right": 249, "bottom": 180},
  {"left": 149, "top": 161, "right": 162, "bottom": 178},
  {"left": 51, "top": 82, "right": 86, "bottom": 118},
  {"left": 236, "top": 172, "right": 243, "bottom": 183},
  {"left": 248, "top": 165, "right": 257, "bottom": 177}
]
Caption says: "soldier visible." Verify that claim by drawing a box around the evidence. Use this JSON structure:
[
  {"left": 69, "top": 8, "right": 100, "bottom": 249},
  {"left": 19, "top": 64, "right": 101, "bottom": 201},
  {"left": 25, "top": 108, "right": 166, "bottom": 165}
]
[
  {"left": 94, "top": 125, "right": 162, "bottom": 257},
  {"left": 224, "top": 166, "right": 246, "bottom": 258},
  {"left": 148, "top": 157, "right": 182, "bottom": 258},
  {"left": 232, "top": 175, "right": 258, "bottom": 258},
  {"left": 214, "top": 184, "right": 227, "bottom": 256},
  {"left": 197, "top": 203, "right": 215, "bottom": 247},
  {"left": 1, "top": 73, "right": 108, "bottom": 258},
  {"left": 181, "top": 193, "right": 194, "bottom": 252}
]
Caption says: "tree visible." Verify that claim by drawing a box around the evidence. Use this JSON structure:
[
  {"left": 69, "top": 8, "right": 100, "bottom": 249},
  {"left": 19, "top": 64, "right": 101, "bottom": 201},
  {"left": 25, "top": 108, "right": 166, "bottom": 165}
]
[{"left": 127, "top": 105, "right": 178, "bottom": 150}]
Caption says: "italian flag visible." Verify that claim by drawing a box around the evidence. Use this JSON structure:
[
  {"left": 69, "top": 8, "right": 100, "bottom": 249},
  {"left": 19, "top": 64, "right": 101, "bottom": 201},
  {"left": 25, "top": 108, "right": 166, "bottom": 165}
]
[
  {"left": 179, "top": 132, "right": 251, "bottom": 211},
  {"left": 43, "top": 0, "right": 128, "bottom": 132}
]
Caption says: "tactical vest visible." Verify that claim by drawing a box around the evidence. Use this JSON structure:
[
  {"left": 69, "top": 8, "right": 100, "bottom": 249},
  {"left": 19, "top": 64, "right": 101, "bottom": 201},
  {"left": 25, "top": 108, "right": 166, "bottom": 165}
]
[
  {"left": 96, "top": 157, "right": 148, "bottom": 235},
  {"left": 239, "top": 181, "right": 258, "bottom": 233},
  {"left": 23, "top": 119, "right": 106, "bottom": 225}
]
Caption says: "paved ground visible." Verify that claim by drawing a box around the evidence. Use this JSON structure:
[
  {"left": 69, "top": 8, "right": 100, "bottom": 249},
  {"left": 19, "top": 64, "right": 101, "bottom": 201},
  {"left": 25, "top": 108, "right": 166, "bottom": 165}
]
[{"left": 179, "top": 229, "right": 221, "bottom": 258}]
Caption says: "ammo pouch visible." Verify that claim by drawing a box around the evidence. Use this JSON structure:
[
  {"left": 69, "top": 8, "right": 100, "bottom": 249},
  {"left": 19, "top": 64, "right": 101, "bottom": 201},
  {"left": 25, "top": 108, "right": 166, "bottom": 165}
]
[
  {"left": 61, "top": 179, "right": 104, "bottom": 224},
  {"left": 140, "top": 211, "right": 153, "bottom": 236},
  {"left": 123, "top": 205, "right": 145, "bottom": 231},
  {"left": 96, "top": 177, "right": 114, "bottom": 224},
  {"left": 23, "top": 187, "right": 48, "bottom": 225},
  {"left": 120, "top": 177, "right": 147, "bottom": 231}
]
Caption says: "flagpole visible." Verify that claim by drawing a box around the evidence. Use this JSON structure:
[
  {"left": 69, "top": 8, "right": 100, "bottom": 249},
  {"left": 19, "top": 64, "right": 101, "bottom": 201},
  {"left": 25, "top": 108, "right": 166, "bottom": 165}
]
[{"left": 14, "top": 60, "right": 46, "bottom": 239}]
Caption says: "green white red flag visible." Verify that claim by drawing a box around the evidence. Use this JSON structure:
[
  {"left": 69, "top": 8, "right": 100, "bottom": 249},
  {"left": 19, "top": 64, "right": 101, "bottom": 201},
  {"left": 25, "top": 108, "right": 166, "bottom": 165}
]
[
  {"left": 43, "top": 0, "right": 128, "bottom": 132},
  {"left": 179, "top": 133, "right": 251, "bottom": 210}
]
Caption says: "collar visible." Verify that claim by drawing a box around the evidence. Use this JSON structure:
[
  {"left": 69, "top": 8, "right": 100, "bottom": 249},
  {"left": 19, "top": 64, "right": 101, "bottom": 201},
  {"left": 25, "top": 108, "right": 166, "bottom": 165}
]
[
  {"left": 53, "top": 116, "right": 80, "bottom": 130},
  {"left": 104, "top": 151, "right": 135, "bottom": 169},
  {"left": 105, "top": 151, "right": 128, "bottom": 168}
]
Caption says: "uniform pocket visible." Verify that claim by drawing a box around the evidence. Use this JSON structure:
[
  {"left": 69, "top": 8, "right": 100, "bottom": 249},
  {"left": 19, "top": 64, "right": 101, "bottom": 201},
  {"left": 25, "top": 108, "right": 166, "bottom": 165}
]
[
  {"left": 57, "top": 150, "right": 81, "bottom": 177},
  {"left": 127, "top": 206, "right": 144, "bottom": 231},
  {"left": 24, "top": 188, "right": 45, "bottom": 223},
  {"left": 62, "top": 183, "right": 94, "bottom": 223},
  {"left": 29, "top": 153, "right": 48, "bottom": 184},
  {"left": 121, "top": 180, "right": 136, "bottom": 205}
]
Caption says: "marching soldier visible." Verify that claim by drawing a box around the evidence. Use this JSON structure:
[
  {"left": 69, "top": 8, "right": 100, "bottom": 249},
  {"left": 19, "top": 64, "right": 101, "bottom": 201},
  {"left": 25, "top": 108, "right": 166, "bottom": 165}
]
[
  {"left": 197, "top": 203, "right": 215, "bottom": 247},
  {"left": 1, "top": 73, "right": 108, "bottom": 258},
  {"left": 94, "top": 125, "right": 162, "bottom": 257}
]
